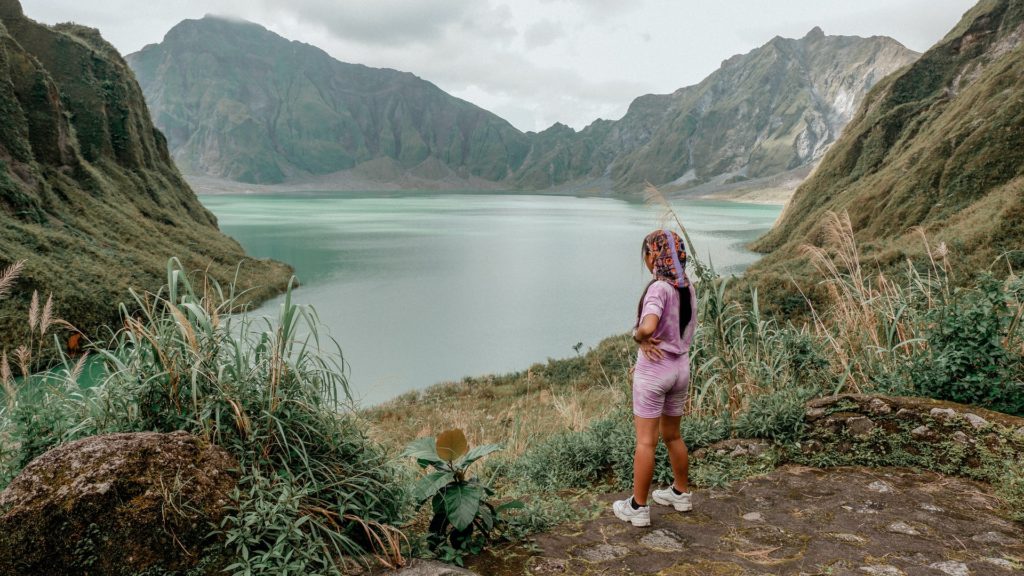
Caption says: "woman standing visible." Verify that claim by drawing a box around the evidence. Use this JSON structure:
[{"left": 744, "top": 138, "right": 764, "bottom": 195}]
[{"left": 613, "top": 229, "right": 697, "bottom": 527}]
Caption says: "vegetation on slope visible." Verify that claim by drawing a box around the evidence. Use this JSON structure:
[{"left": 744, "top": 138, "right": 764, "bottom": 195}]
[
  {"left": 746, "top": 0, "right": 1024, "bottom": 314},
  {"left": 0, "top": 0, "right": 290, "bottom": 349}
]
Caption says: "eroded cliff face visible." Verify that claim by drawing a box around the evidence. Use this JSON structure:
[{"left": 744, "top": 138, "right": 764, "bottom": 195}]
[
  {"left": 0, "top": 0, "right": 291, "bottom": 346},
  {"left": 508, "top": 28, "right": 919, "bottom": 192},
  {"left": 745, "top": 0, "right": 1024, "bottom": 313}
]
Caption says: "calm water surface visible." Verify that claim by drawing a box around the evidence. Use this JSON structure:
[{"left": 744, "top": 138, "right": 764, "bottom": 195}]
[{"left": 200, "top": 192, "right": 780, "bottom": 405}]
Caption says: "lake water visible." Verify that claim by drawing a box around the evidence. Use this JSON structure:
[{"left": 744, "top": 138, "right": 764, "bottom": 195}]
[{"left": 200, "top": 192, "right": 781, "bottom": 405}]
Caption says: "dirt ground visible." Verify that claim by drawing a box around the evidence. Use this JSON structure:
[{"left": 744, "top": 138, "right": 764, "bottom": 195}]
[{"left": 468, "top": 465, "right": 1024, "bottom": 576}]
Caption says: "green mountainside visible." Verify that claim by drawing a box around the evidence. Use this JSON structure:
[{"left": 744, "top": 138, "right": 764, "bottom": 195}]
[
  {"left": 747, "top": 0, "right": 1024, "bottom": 311},
  {"left": 0, "top": 0, "right": 291, "bottom": 347},
  {"left": 128, "top": 19, "right": 917, "bottom": 193},
  {"left": 126, "top": 17, "right": 530, "bottom": 185}
]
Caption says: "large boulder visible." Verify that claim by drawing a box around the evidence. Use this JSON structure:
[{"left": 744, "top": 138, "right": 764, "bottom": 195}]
[{"left": 0, "top": 430, "right": 238, "bottom": 575}]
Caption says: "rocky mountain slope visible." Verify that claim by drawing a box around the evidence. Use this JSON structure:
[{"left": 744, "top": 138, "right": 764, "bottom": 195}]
[
  {"left": 0, "top": 0, "right": 291, "bottom": 346},
  {"left": 128, "top": 19, "right": 917, "bottom": 193},
  {"left": 509, "top": 27, "right": 918, "bottom": 192},
  {"left": 126, "top": 16, "right": 530, "bottom": 185},
  {"left": 746, "top": 0, "right": 1024, "bottom": 310}
]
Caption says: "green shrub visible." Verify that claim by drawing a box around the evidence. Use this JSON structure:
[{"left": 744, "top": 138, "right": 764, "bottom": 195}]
[
  {"left": 681, "top": 411, "right": 732, "bottom": 448},
  {"left": 404, "top": 429, "right": 520, "bottom": 566},
  {"left": 914, "top": 274, "right": 1024, "bottom": 415},
  {"left": 734, "top": 386, "right": 817, "bottom": 442},
  {"left": 508, "top": 413, "right": 629, "bottom": 491}
]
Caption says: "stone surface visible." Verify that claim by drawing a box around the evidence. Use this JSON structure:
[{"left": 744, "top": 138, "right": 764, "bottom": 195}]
[
  {"left": 468, "top": 466, "right": 1024, "bottom": 575},
  {"left": 929, "top": 561, "right": 969, "bottom": 576},
  {"left": 886, "top": 521, "right": 921, "bottom": 536},
  {"left": 846, "top": 416, "right": 876, "bottom": 436},
  {"left": 910, "top": 425, "right": 933, "bottom": 439},
  {"left": 971, "top": 531, "right": 1017, "bottom": 545},
  {"left": 963, "top": 413, "right": 990, "bottom": 429},
  {"left": 982, "top": 557, "right": 1019, "bottom": 570},
  {"left": 0, "top": 431, "right": 237, "bottom": 576},
  {"left": 742, "top": 511, "right": 764, "bottom": 521},
  {"left": 930, "top": 408, "right": 957, "bottom": 420},
  {"left": 952, "top": 431, "right": 971, "bottom": 444},
  {"left": 639, "top": 529, "right": 686, "bottom": 552},
  {"left": 868, "top": 399, "right": 892, "bottom": 415},
  {"left": 381, "top": 560, "right": 478, "bottom": 575},
  {"left": 576, "top": 543, "right": 629, "bottom": 563},
  {"left": 868, "top": 481, "right": 894, "bottom": 493},
  {"left": 859, "top": 566, "right": 904, "bottom": 576}
]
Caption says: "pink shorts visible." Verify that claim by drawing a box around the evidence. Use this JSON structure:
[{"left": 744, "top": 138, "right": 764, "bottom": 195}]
[{"left": 632, "top": 350, "right": 690, "bottom": 418}]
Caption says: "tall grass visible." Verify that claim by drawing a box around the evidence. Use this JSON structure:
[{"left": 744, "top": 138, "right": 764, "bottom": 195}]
[{"left": 0, "top": 259, "right": 409, "bottom": 574}]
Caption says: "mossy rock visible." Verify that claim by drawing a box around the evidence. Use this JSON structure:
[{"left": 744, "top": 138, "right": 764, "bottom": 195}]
[{"left": 0, "top": 431, "right": 238, "bottom": 576}]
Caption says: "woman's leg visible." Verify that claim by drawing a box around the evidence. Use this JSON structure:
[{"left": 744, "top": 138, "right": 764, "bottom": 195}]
[
  {"left": 660, "top": 414, "right": 689, "bottom": 492},
  {"left": 632, "top": 415, "right": 661, "bottom": 505}
]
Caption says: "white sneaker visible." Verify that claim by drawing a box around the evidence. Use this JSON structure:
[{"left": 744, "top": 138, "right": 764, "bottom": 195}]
[
  {"left": 612, "top": 498, "right": 651, "bottom": 527},
  {"left": 652, "top": 487, "right": 692, "bottom": 511}
]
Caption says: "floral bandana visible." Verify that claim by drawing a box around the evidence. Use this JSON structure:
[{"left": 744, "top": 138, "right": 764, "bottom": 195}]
[{"left": 644, "top": 229, "right": 688, "bottom": 288}]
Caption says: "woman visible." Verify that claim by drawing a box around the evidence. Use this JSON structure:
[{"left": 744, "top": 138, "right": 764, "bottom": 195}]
[{"left": 613, "top": 229, "right": 697, "bottom": 527}]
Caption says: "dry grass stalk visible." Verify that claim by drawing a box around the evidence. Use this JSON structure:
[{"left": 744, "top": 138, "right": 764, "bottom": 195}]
[
  {"left": 0, "top": 261, "right": 24, "bottom": 299},
  {"left": 1, "top": 351, "right": 14, "bottom": 410},
  {"left": 39, "top": 294, "right": 54, "bottom": 336},
  {"left": 14, "top": 345, "right": 30, "bottom": 379},
  {"left": 27, "top": 290, "right": 39, "bottom": 334}
]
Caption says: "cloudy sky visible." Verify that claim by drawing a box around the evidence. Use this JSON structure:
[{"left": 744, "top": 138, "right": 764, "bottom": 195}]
[{"left": 22, "top": 0, "right": 975, "bottom": 132}]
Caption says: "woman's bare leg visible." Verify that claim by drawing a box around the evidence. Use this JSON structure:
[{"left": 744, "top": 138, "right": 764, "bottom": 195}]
[
  {"left": 660, "top": 414, "right": 689, "bottom": 492},
  {"left": 633, "top": 416, "right": 661, "bottom": 505}
]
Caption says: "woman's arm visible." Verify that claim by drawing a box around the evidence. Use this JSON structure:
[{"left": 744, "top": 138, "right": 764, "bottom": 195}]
[{"left": 634, "top": 313, "right": 664, "bottom": 361}]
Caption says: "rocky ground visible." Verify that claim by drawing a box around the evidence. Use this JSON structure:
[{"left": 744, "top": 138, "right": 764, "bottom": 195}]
[{"left": 464, "top": 465, "right": 1023, "bottom": 576}]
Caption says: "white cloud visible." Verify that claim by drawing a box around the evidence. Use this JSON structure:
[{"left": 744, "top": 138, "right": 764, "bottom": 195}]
[{"left": 523, "top": 19, "right": 563, "bottom": 49}]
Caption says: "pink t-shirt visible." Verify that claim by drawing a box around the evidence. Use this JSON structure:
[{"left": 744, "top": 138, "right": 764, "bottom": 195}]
[{"left": 640, "top": 280, "right": 696, "bottom": 355}]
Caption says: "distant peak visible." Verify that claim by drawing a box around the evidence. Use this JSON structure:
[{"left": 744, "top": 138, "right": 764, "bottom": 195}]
[
  {"left": 201, "top": 13, "right": 254, "bottom": 24},
  {"left": 804, "top": 26, "right": 825, "bottom": 40}
]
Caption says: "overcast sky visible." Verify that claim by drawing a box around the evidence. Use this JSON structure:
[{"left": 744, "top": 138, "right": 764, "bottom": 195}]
[{"left": 22, "top": 0, "right": 976, "bottom": 132}]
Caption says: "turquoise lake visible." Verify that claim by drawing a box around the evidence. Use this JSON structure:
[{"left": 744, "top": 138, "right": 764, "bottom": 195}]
[{"left": 199, "top": 193, "right": 781, "bottom": 405}]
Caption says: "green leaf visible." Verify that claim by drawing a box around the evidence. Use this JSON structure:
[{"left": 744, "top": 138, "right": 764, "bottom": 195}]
[
  {"left": 477, "top": 504, "right": 493, "bottom": 532},
  {"left": 442, "top": 484, "right": 483, "bottom": 531},
  {"left": 458, "top": 443, "right": 503, "bottom": 468},
  {"left": 412, "top": 470, "right": 454, "bottom": 503},
  {"left": 402, "top": 436, "right": 446, "bottom": 468}
]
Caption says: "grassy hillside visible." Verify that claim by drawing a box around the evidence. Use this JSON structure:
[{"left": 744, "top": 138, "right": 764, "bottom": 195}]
[
  {"left": 0, "top": 0, "right": 291, "bottom": 350},
  {"left": 746, "top": 0, "right": 1024, "bottom": 314}
]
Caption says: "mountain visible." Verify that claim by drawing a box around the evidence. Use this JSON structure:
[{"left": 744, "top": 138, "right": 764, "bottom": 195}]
[
  {"left": 0, "top": 0, "right": 291, "bottom": 346},
  {"left": 128, "top": 18, "right": 917, "bottom": 193},
  {"left": 746, "top": 0, "right": 1024, "bottom": 311},
  {"left": 508, "top": 27, "right": 919, "bottom": 192},
  {"left": 126, "top": 16, "right": 530, "bottom": 185}
]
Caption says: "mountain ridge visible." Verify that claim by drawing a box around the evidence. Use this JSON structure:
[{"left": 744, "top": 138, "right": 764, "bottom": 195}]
[{"left": 128, "top": 18, "right": 918, "bottom": 194}]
